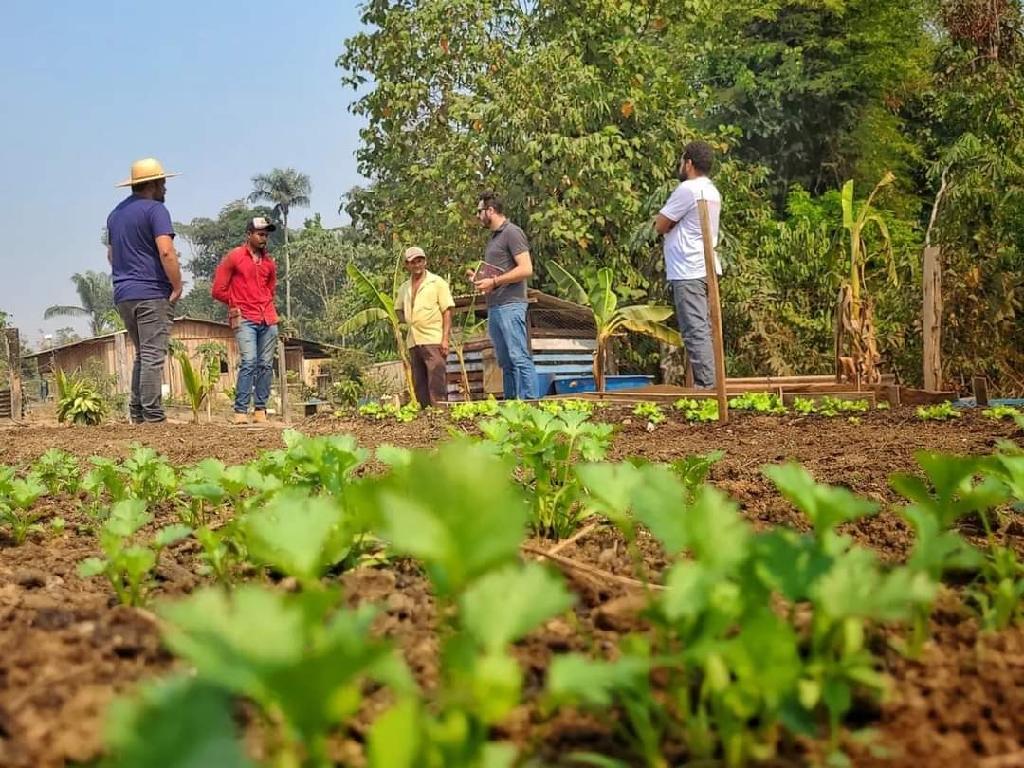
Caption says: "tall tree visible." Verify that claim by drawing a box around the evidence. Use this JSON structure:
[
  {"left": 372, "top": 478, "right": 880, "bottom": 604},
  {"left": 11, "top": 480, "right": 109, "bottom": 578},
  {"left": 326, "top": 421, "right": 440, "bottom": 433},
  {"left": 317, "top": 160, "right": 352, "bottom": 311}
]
[
  {"left": 44, "top": 271, "right": 117, "bottom": 336},
  {"left": 248, "top": 169, "right": 312, "bottom": 320}
]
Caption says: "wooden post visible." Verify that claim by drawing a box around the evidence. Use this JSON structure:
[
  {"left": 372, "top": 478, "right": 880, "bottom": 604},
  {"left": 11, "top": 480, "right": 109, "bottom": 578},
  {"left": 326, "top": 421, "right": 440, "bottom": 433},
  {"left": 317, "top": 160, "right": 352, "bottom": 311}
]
[
  {"left": 6, "top": 329, "right": 21, "bottom": 419},
  {"left": 697, "top": 198, "right": 729, "bottom": 424},
  {"left": 113, "top": 331, "right": 131, "bottom": 419},
  {"left": 277, "top": 336, "right": 291, "bottom": 424},
  {"left": 973, "top": 376, "right": 989, "bottom": 407},
  {"left": 922, "top": 245, "right": 942, "bottom": 391}
]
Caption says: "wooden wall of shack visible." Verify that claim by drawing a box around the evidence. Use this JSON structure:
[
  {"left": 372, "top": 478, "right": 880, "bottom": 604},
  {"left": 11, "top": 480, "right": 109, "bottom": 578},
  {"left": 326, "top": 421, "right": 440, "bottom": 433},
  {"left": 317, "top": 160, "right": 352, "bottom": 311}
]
[{"left": 29, "top": 319, "right": 330, "bottom": 401}]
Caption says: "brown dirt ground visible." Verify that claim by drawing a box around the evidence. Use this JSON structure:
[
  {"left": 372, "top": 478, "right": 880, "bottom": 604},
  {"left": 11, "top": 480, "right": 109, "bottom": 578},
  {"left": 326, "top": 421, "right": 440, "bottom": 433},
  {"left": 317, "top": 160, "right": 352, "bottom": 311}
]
[{"left": 0, "top": 407, "right": 1022, "bottom": 767}]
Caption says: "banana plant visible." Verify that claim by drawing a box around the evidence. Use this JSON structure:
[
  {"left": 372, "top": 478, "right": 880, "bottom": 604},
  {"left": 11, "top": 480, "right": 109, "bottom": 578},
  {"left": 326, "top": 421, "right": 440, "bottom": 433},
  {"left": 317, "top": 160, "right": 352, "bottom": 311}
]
[
  {"left": 171, "top": 341, "right": 225, "bottom": 424},
  {"left": 337, "top": 258, "right": 416, "bottom": 403},
  {"left": 548, "top": 263, "right": 682, "bottom": 391},
  {"left": 835, "top": 172, "right": 897, "bottom": 384}
]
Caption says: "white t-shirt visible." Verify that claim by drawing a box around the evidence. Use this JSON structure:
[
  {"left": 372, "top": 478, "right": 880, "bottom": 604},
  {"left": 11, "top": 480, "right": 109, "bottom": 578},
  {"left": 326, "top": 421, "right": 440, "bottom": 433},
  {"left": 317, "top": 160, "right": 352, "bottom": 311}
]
[{"left": 659, "top": 176, "right": 722, "bottom": 281}]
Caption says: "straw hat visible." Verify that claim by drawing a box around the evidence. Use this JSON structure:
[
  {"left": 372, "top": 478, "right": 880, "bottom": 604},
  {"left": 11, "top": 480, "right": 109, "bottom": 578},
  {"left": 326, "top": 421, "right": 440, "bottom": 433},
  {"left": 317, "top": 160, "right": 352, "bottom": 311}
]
[{"left": 115, "top": 158, "right": 180, "bottom": 188}]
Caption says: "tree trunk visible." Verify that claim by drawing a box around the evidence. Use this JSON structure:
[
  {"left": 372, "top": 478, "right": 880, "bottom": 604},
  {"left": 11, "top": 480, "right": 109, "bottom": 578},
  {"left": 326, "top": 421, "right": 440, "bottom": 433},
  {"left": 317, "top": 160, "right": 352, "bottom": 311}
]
[
  {"left": 594, "top": 338, "right": 606, "bottom": 392},
  {"left": 283, "top": 213, "right": 291, "bottom": 320}
]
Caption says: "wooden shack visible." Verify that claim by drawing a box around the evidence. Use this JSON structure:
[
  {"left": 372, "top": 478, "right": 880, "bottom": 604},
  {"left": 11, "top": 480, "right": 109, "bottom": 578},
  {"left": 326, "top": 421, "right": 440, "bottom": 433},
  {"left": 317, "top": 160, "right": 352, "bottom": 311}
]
[
  {"left": 447, "top": 289, "right": 599, "bottom": 401},
  {"left": 25, "top": 317, "right": 337, "bottom": 401}
]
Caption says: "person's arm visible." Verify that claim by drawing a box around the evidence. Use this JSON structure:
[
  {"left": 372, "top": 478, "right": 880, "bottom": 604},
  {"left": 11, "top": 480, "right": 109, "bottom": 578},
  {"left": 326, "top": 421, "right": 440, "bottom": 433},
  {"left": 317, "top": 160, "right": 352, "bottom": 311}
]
[
  {"left": 157, "top": 235, "right": 183, "bottom": 303},
  {"left": 395, "top": 283, "right": 407, "bottom": 323},
  {"left": 211, "top": 253, "right": 235, "bottom": 304},
  {"left": 107, "top": 245, "right": 113, "bottom": 267},
  {"left": 655, "top": 184, "right": 693, "bottom": 237},
  {"left": 654, "top": 213, "right": 678, "bottom": 235}
]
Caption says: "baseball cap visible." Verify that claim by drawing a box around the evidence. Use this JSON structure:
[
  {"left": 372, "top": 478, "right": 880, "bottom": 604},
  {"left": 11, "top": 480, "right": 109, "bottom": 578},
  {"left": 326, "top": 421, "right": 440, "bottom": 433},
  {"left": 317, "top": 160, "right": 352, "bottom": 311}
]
[
  {"left": 246, "top": 217, "right": 277, "bottom": 233},
  {"left": 403, "top": 246, "right": 426, "bottom": 261}
]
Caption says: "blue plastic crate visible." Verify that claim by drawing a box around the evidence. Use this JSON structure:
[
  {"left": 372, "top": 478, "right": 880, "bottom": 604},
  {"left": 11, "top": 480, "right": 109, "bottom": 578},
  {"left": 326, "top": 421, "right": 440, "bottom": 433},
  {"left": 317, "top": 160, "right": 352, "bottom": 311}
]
[{"left": 553, "top": 375, "right": 654, "bottom": 395}]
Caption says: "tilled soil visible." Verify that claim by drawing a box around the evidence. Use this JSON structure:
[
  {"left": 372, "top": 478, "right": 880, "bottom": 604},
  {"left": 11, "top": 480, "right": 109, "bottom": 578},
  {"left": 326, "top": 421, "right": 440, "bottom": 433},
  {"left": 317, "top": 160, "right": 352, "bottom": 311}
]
[{"left": 0, "top": 408, "right": 1021, "bottom": 767}]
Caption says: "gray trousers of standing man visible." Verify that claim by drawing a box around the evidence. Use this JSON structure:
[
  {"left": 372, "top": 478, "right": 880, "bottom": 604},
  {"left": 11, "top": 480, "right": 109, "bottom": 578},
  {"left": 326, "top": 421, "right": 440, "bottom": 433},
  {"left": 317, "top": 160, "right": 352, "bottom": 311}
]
[
  {"left": 670, "top": 278, "right": 716, "bottom": 388},
  {"left": 116, "top": 298, "right": 172, "bottom": 423}
]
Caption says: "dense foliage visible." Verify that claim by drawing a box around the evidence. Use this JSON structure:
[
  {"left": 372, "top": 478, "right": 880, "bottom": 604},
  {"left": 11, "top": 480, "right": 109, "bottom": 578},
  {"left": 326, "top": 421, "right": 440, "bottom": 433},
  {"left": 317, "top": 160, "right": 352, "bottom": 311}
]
[{"left": 336, "top": 0, "right": 1024, "bottom": 390}]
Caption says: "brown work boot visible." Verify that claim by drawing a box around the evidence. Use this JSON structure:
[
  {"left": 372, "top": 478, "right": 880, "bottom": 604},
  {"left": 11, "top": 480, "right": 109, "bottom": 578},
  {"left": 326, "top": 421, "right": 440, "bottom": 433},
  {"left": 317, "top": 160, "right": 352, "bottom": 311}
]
[
  {"left": 252, "top": 410, "right": 267, "bottom": 424},
  {"left": 233, "top": 412, "right": 249, "bottom": 425}
]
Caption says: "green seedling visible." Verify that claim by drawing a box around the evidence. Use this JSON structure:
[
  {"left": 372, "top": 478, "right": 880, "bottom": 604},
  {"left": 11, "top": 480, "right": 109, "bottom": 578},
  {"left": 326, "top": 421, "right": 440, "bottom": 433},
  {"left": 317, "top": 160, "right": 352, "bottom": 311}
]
[
  {"left": 50, "top": 517, "right": 66, "bottom": 536},
  {"left": 104, "top": 675, "right": 254, "bottom": 768},
  {"left": 479, "top": 402, "right": 613, "bottom": 539},
  {"left": 793, "top": 397, "right": 818, "bottom": 415},
  {"left": 0, "top": 476, "right": 48, "bottom": 544},
  {"left": 78, "top": 499, "right": 191, "bottom": 606},
  {"left": 449, "top": 396, "right": 501, "bottom": 423},
  {"left": 728, "top": 392, "right": 786, "bottom": 414},
  {"left": 82, "top": 456, "right": 131, "bottom": 512},
  {"left": 673, "top": 398, "right": 719, "bottom": 422},
  {"left": 537, "top": 398, "right": 597, "bottom": 416},
  {"left": 358, "top": 401, "right": 420, "bottom": 423},
  {"left": 982, "top": 405, "right": 1021, "bottom": 421},
  {"left": 123, "top": 444, "right": 179, "bottom": 504},
  {"left": 160, "top": 586, "right": 407, "bottom": 768},
  {"left": 193, "top": 524, "right": 245, "bottom": 587},
  {"left": 30, "top": 448, "right": 81, "bottom": 495},
  {"left": 915, "top": 402, "right": 959, "bottom": 421},
  {"left": 819, "top": 397, "right": 870, "bottom": 416},
  {"left": 242, "top": 490, "right": 370, "bottom": 588},
  {"left": 632, "top": 401, "right": 666, "bottom": 426}
]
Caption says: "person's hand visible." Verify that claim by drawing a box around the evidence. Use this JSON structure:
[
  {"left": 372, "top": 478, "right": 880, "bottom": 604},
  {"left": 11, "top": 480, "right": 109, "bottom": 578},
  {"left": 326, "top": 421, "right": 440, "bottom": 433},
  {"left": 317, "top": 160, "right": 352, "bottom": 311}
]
[
  {"left": 464, "top": 267, "right": 476, "bottom": 281},
  {"left": 169, "top": 286, "right": 183, "bottom": 304},
  {"left": 440, "top": 340, "right": 450, "bottom": 358},
  {"left": 474, "top": 277, "right": 497, "bottom": 294}
]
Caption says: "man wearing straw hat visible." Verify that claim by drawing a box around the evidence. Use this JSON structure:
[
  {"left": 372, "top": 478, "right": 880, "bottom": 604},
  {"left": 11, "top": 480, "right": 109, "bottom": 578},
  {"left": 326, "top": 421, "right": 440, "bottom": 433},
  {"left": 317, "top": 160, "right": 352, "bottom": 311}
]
[
  {"left": 106, "top": 158, "right": 183, "bottom": 423},
  {"left": 395, "top": 245, "right": 454, "bottom": 407}
]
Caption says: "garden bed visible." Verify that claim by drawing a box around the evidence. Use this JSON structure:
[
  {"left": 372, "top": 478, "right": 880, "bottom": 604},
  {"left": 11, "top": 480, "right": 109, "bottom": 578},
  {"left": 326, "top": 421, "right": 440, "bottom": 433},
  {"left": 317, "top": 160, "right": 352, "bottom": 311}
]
[{"left": 0, "top": 408, "right": 1021, "bottom": 768}]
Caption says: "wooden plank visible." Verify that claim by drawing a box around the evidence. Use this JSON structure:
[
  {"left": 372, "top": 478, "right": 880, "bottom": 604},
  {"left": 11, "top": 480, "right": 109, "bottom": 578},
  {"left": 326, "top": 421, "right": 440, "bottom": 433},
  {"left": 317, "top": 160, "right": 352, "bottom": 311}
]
[
  {"left": 973, "top": 376, "right": 989, "bottom": 407},
  {"left": 922, "top": 245, "right": 942, "bottom": 391},
  {"left": 6, "top": 329, "right": 21, "bottom": 419},
  {"left": 698, "top": 199, "right": 729, "bottom": 424},
  {"left": 899, "top": 387, "right": 957, "bottom": 406},
  {"left": 277, "top": 336, "right": 291, "bottom": 424},
  {"left": 530, "top": 337, "right": 597, "bottom": 351}
]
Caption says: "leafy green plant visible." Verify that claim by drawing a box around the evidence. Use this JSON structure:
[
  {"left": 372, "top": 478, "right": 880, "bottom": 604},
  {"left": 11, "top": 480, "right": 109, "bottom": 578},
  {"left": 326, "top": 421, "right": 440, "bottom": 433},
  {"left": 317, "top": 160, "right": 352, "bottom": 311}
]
[
  {"left": 982, "top": 404, "right": 1021, "bottom": 421},
  {"left": 0, "top": 476, "right": 48, "bottom": 544},
  {"left": 728, "top": 392, "right": 786, "bottom": 414},
  {"left": 449, "top": 396, "right": 501, "bottom": 423},
  {"left": 123, "top": 444, "right": 179, "bottom": 504},
  {"left": 56, "top": 368, "right": 107, "bottom": 425},
  {"left": 171, "top": 341, "right": 225, "bottom": 424},
  {"left": 537, "top": 398, "right": 597, "bottom": 416},
  {"left": 358, "top": 401, "right": 420, "bottom": 423},
  {"left": 479, "top": 402, "right": 613, "bottom": 538},
  {"left": 548, "top": 262, "right": 682, "bottom": 392},
  {"left": 78, "top": 499, "right": 191, "bottom": 606},
  {"left": 673, "top": 398, "right": 719, "bottom": 422},
  {"left": 30, "top": 448, "right": 80, "bottom": 495},
  {"left": 159, "top": 586, "right": 406, "bottom": 768},
  {"left": 793, "top": 397, "right": 818, "bottom": 415},
  {"left": 363, "top": 441, "right": 572, "bottom": 767},
  {"left": 916, "top": 402, "right": 960, "bottom": 421},
  {"left": 632, "top": 401, "right": 665, "bottom": 427},
  {"left": 819, "top": 396, "right": 871, "bottom": 416}
]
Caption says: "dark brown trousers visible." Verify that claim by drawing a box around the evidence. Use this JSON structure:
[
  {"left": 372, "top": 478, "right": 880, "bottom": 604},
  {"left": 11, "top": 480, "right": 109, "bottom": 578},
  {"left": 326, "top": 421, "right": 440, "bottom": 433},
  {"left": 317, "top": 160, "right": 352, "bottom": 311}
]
[{"left": 410, "top": 344, "right": 447, "bottom": 407}]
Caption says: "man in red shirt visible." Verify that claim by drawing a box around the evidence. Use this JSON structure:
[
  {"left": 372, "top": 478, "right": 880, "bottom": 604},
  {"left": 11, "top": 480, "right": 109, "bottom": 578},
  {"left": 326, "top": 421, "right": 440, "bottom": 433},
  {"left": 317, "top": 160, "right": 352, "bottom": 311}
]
[{"left": 212, "top": 217, "right": 279, "bottom": 424}]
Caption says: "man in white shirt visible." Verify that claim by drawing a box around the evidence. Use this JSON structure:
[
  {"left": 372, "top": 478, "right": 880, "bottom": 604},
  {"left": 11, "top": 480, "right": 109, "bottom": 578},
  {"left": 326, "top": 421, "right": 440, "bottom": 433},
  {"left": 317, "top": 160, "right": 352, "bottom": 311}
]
[{"left": 654, "top": 141, "right": 722, "bottom": 388}]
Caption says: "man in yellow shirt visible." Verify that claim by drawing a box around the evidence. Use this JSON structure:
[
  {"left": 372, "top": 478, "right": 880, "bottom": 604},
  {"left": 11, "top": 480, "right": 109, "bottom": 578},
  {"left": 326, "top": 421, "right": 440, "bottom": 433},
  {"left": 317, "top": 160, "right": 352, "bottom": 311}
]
[{"left": 396, "top": 246, "right": 455, "bottom": 407}]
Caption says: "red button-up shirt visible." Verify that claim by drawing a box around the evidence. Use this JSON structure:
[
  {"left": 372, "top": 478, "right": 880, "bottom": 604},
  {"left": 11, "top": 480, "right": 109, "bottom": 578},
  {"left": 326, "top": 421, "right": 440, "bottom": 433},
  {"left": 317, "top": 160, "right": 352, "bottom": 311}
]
[{"left": 211, "top": 245, "right": 279, "bottom": 325}]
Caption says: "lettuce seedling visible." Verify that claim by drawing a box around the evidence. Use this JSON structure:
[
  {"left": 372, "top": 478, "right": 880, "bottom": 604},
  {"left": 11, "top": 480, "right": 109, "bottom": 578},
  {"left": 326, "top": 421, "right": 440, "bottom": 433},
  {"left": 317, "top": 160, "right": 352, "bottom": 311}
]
[
  {"left": 632, "top": 401, "right": 666, "bottom": 427},
  {"left": 0, "top": 476, "right": 48, "bottom": 544},
  {"left": 916, "top": 402, "right": 959, "bottom": 421},
  {"left": 728, "top": 392, "right": 786, "bottom": 414},
  {"left": 673, "top": 398, "right": 719, "bottom": 422},
  {"left": 123, "top": 444, "right": 179, "bottom": 503},
  {"left": 78, "top": 499, "right": 191, "bottom": 606}
]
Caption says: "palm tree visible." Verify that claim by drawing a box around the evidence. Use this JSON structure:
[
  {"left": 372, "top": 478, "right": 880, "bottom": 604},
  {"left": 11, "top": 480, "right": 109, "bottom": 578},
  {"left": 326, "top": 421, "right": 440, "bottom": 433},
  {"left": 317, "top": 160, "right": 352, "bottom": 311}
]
[
  {"left": 248, "top": 168, "right": 312, "bottom": 320},
  {"left": 44, "top": 271, "right": 117, "bottom": 337}
]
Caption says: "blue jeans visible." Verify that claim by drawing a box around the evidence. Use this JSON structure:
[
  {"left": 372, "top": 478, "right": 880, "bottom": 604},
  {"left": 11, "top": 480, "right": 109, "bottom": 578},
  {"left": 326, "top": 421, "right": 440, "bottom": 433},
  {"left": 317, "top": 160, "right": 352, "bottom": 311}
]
[
  {"left": 488, "top": 302, "right": 537, "bottom": 400},
  {"left": 234, "top": 320, "right": 278, "bottom": 413}
]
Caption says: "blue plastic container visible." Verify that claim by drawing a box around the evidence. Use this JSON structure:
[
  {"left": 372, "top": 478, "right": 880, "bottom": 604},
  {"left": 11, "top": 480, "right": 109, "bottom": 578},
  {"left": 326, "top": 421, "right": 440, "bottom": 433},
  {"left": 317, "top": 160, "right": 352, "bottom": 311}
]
[
  {"left": 553, "top": 375, "right": 654, "bottom": 395},
  {"left": 535, "top": 372, "right": 557, "bottom": 397}
]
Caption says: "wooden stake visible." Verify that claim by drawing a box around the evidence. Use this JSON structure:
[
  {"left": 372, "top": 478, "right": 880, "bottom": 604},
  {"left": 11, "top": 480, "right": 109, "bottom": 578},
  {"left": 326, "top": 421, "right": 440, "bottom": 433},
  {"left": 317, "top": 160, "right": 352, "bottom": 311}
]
[
  {"left": 973, "top": 376, "right": 989, "bottom": 407},
  {"left": 697, "top": 198, "right": 729, "bottom": 424},
  {"left": 922, "top": 245, "right": 942, "bottom": 391},
  {"left": 6, "top": 329, "right": 21, "bottom": 420},
  {"left": 277, "top": 336, "right": 291, "bottom": 425}
]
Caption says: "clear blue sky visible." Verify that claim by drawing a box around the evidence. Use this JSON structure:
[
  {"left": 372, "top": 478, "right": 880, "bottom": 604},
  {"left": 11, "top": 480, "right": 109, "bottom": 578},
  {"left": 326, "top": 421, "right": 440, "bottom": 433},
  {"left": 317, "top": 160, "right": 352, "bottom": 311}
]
[{"left": 0, "top": 1, "right": 366, "bottom": 345}]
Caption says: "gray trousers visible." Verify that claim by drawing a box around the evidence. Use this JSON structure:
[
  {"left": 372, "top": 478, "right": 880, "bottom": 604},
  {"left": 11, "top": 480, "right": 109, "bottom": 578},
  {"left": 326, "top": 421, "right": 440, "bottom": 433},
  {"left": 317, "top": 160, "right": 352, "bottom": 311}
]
[
  {"left": 670, "top": 279, "right": 716, "bottom": 388},
  {"left": 116, "top": 298, "right": 172, "bottom": 423}
]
